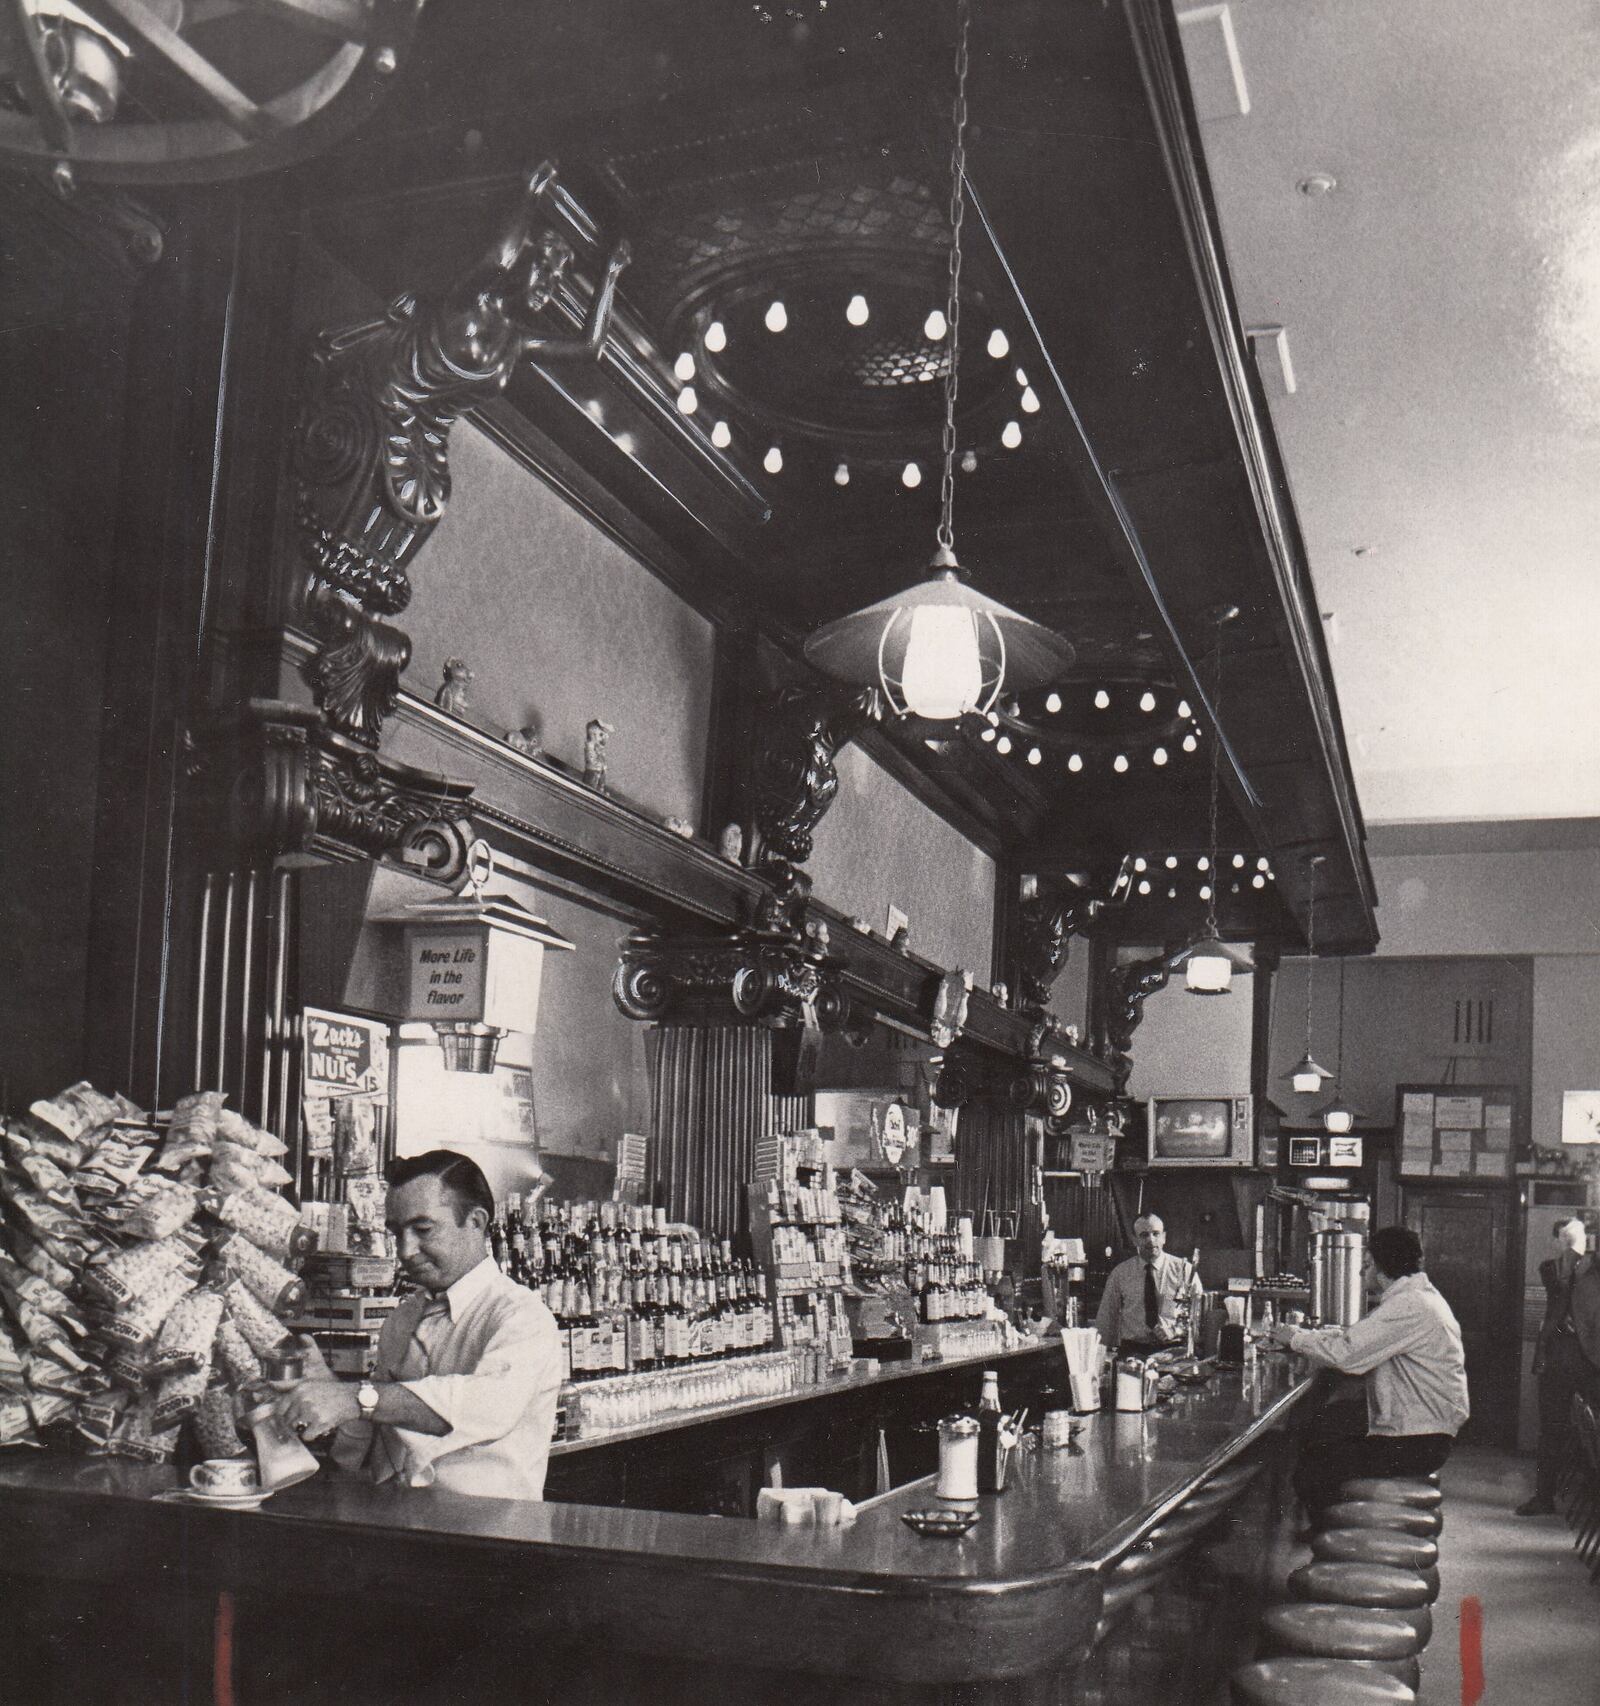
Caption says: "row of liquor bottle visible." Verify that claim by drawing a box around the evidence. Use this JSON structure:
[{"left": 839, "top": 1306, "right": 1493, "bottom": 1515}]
[{"left": 487, "top": 1199, "right": 776, "bottom": 1380}]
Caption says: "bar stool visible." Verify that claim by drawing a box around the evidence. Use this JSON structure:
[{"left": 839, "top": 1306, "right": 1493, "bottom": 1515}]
[
  {"left": 1259, "top": 1602, "right": 1425, "bottom": 1690},
  {"left": 1230, "top": 1656, "right": 1415, "bottom": 1705},
  {"left": 1338, "top": 1477, "right": 1443, "bottom": 1511},
  {"left": 1288, "top": 1561, "right": 1436, "bottom": 1638},
  {"left": 1312, "top": 1528, "right": 1440, "bottom": 1597},
  {"left": 1320, "top": 1499, "right": 1441, "bottom": 1539}
]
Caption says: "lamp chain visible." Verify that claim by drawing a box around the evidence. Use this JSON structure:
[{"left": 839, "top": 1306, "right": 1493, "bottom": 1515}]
[
  {"left": 1203, "top": 623, "right": 1223, "bottom": 939},
  {"left": 936, "top": 0, "right": 971, "bottom": 556},
  {"left": 1302, "top": 859, "right": 1318, "bottom": 1046}
]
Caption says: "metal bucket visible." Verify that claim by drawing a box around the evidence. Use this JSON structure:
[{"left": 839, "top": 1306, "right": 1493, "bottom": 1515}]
[{"left": 1315, "top": 1230, "right": 1366, "bottom": 1325}]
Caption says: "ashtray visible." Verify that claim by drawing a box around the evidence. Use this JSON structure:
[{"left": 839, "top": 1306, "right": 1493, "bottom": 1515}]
[{"left": 902, "top": 1507, "right": 980, "bottom": 1538}]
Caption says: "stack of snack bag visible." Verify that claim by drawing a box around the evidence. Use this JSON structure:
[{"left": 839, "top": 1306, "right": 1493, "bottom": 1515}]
[{"left": 0, "top": 1082, "right": 311, "bottom": 1464}]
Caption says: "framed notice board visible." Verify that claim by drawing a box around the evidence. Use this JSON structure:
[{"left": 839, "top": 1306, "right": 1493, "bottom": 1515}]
[{"left": 1395, "top": 1084, "right": 1517, "bottom": 1183}]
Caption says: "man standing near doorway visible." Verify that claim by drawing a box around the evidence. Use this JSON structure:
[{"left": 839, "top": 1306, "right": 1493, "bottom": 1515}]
[
  {"left": 1095, "top": 1211, "right": 1204, "bottom": 1355},
  {"left": 1520, "top": 1215, "right": 1595, "bottom": 1515}
]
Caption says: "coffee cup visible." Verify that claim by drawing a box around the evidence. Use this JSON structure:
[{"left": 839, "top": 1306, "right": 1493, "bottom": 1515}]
[
  {"left": 190, "top": 1457, "right": 260, "bottom": 1496},
  {"left": 1042, "top": 1409, "right": 1073, "bottom": 1449}
]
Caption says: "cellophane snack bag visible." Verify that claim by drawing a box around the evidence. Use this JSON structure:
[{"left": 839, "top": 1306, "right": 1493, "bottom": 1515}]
[{"left": 1, "top": 1081, "right": 314, "bottom": 1466}]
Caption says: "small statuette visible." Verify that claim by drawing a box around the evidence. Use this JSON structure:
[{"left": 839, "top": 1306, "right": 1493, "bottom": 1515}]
[
  {"left": 1064, "top": 1023, "right": 1080, "bottom": 1045},
  {"left": 991, "top": 980, "right": 1009, "bottom": 1009},
  {"left": 850, "top": 916, "right": 872, "bottom": 935},
  {"left": 662, "top": 816, "right": 695, "bottom": 839},
  {"left": 931, "top": 968, "right": 973, "bottom": 1048},
  {"left": 506, "top": 720, "right": 542, "bottom": 758},
  {"left": 434, "top": 657, "right": 472, "bottom": 717},
  {"left": 582, "top": 718, "right": 614, "bottom": 794},
  {"left": 890, "top": 924, "right": 910, "bottom": 952},
  {"left": 805, "top": 919, "right": 830, "bottom": 956},
  {"left": 718, "top": 822, "right": 744, "bottom": 865}
]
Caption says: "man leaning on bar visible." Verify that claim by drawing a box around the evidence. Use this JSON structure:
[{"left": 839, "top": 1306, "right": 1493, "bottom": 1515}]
[
  {"left": 275, "top": 1149, "right": 563, "bottom": 1500},
  {"left": 1095, "top": 1212, "right": 1204, "bottom": 1356},
  {"left": 1271, "top": 1224, "right": 1469, "bottom": 1513}
]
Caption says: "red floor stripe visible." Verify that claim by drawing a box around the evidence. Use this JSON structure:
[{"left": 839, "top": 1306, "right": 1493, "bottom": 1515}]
[
  {"left": 1460, "top": 1593, "right": 1484, "bottom": 1706},
  {"left": 214, "top": 1589, "right": 236, "bottom": 1706}
]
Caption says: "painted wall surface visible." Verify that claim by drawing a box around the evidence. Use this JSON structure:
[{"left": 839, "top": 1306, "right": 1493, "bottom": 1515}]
[
  {"left": 1372, "top": 850, "right": 1600, "bottom": 958},
  {"left": 402, "top": 422, "right": 715, "bottom": 828},
  {"left": 1531, "top": 957, "right": 1600, "bottom": 1151},
  {"left": 1268, "top": 956, "right": 1532, "bottom": 1138},
  {"left": 808, "top": 744, "right": 996, "bottom": 978},
  {"left": 1127, "top": 970, "right": 1255, "bottom": 1101}
]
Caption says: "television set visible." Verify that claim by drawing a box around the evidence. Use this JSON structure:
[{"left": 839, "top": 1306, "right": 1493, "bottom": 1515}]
[{"left": 1145, "top": 1094, "right": 1254, "bottom": 1168}]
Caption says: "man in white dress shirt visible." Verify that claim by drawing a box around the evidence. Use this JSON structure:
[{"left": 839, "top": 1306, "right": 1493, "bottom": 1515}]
[
  {"left": 278, "top": 1149, "right": 563, "bottom": 1501},
  {"left": 1272, "top": 1224, "right": 1469, "bottom": 1510},
  {"left": 1095, "top": 1212, "right": 1204, "bottom": 1354}
]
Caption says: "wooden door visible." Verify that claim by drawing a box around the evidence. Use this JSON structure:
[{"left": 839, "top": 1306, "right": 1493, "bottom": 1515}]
[{"left": 1403, "top": 1186, "right": 1517, "bottom": 1447}]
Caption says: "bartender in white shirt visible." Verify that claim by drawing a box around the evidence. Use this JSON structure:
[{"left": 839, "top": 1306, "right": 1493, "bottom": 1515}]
[
  {"left": 1095, "top": 1212, "right": 1204, "bottom": 1355},
  {"left": 277, "top": 1150, "right": 563, "bottom": 1501},
  {"left": 1271, "top": 1224, "right": 1469, "bottom": 1511}
]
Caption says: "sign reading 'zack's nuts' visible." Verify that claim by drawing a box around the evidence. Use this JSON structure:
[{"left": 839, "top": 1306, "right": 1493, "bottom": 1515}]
[{"left": 407, "top": 931, "right": 486, "bottom": 1020}]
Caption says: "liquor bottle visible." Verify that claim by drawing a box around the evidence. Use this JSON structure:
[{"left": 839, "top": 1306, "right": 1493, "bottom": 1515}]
[
  {"left": 976, "top": 1370, "right": 1005, "bottom": 1494},
  {"left": 489, "top": 1212, "right": 510, "bottom": 1276}
]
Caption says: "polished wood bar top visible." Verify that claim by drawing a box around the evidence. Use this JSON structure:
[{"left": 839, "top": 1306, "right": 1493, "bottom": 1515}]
[{"left": 0, "top": 1353, "right": 1313, "bottom": 1688}]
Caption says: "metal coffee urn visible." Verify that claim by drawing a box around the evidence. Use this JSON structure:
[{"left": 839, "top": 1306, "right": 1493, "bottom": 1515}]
[{"left": 1313, "top": 1230, "right": 1366, "bottom": 1326}]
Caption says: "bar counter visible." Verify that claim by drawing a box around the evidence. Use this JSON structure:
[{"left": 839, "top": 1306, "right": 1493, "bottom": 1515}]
[{"left": 0, "top": 1352, "right": 1312, "bottom": 1705}]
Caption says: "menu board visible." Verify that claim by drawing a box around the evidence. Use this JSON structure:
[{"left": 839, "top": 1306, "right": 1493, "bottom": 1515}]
[{"left": 1395, "top": 1084, "right": 1517, "bottom": 1181}]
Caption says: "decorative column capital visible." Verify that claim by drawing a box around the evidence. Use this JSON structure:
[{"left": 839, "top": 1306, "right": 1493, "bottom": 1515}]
[
  {"left": 193, "top": 699, "right": 477, "bottom": 883},
  {"left": 612, "top": 929, "right": 850, "bottom": 1031}
]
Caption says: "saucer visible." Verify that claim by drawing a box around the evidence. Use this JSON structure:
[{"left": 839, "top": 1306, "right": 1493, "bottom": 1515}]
[
  {"left": 901, "top": 1507, "right": 979, "bottom": 1538},
  {"left": 180, "top": 1485, "right": 270, "bottom": 1508}
]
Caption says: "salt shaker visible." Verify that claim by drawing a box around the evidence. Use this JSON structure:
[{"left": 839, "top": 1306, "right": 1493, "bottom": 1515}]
[{"left": 937, "top": 1415, "right": 980, "bottom": 1502}]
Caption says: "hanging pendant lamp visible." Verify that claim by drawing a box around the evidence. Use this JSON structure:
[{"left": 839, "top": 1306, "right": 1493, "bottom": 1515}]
[
  {"left": 801, "top": 0, "right": 1073, "bottom": 720},
  {"left": 1320, "top": 958, "right": 1358, "bottom": 1133},
  {"left": 1289, "top": 853, "right": 1334, "bottom": 1092},
  {"left": 1174, "top": 607, "right": 1252, "bottom": 994}
]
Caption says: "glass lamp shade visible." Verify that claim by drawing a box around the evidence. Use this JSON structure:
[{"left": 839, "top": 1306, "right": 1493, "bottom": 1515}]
[
  {"left": 1290, "top": 1052, "right": 1333, "bottom": 1094},
  {"left": 1185, "top": 949, "right": 1233, "bottom": 995},
  {"left": 1322, "top": 1099, "right": 1356, "bottom": 1135},
  {"left": 803, "top": 555, "right": 1074, "bottom": 722},
  {"left": 1173, "top": 929, "right": 1253, "bottom": 996}
]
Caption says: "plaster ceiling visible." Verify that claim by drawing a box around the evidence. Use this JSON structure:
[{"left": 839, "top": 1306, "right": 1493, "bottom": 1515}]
[{"left": 1180, "top": 0, "right": 1600, "bottom": 828}]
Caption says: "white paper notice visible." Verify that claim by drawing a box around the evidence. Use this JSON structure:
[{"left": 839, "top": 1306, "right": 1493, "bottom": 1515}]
[
  {"left": 1474, "top": 1152, "right": 1510, "bottom": 1177},
  {"left": 1435, "top": 1095, "right": 1483, "bottom": 1129},
  {"left": 1402, "top": 1092, "right": 1435, "bottom": 1116},
  {"left": 1484, "top": 1103, "right": 1512, "bottom": 1130}
]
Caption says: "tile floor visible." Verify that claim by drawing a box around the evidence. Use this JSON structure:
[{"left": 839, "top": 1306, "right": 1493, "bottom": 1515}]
[{"left": 1423, "top": 1445, "right": 1599, "bottom": 1704}]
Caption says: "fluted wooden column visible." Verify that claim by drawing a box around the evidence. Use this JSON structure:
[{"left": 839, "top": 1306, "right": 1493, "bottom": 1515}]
[{"left": 648, "top": 1023, "right": 776, "bottom": 1238}]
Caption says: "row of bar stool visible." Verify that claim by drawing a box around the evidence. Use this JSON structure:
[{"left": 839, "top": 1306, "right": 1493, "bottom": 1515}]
[{"left": 1230, "top": 1472, "right": 1444, "bottom": 1705}]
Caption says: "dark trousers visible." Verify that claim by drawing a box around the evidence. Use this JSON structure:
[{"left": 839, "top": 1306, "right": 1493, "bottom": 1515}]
[
  {"left": 1294, "top": 1416, "right": 1454, "bottom": 1512},
  {"left": 1535, "top": 1335, "right": 1600, "bottom": 1501}
]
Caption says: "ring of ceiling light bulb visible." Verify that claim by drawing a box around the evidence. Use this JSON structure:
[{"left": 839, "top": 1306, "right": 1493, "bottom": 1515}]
[{"left": 974, "top": 679, "right": 1201, "bottom": 759}]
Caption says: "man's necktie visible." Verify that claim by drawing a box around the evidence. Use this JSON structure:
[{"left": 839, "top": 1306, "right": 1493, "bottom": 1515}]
[{"left": 1144, "top": 1262, "right": 1159, "bottom": 1331}]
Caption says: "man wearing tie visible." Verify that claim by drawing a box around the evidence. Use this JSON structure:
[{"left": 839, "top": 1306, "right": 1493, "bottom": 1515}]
[
  {"left": 1518, "top": 1215, "right": 1593, "bottom": 1516},
  {"left": 1095, "top": 1212, "right": 1203, "bottom": 1355},
  {"left": 278, "top": 1149, "right": 563, "bottom": 1501}
]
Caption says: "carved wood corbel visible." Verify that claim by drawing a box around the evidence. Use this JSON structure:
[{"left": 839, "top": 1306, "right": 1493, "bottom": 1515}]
[
  {"left": 196, "top": 700, "right": 478, "bottom": 884},
  {"left": 290, "top": 161, "right": 630, "bottom": 746},
  {"left": 1016, "top": 875, "right": 1120, "bottom": 1014},
  {"left": 1102, "top": 948, "right": 1179, "bottom": 1099},
  {"left": 933, "top": 1046, "right": 1072, "bottom": 1122},
  {"left": 612, "top": 929, "right": 850, "bottom": 1031}
]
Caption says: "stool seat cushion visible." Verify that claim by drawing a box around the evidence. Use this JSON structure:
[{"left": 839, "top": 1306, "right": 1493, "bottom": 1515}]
[
  {"left": 1262, "top": 1603, "right": 1424, "bottom": 1661},
  {"left": 1230, "top": 1657, "right": 1416, "bottom": 1705},
  {"left": 1289, "top": 1561, "right": 1433, "bottom": 1611},
  {"left": 1321, "top": 1500, "right": 1442, "bottom": 1537},
  {"left": 1313, "top": 1528, "right": 1439, "bottom": 1573},
  {"left": 1339, "top": 1477, "right": 1443, "bottom": 1509}
]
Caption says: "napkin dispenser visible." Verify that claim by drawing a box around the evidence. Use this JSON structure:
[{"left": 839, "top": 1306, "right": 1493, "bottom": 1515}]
[{"left": 1114, "top": 1357, "right": 1160, "bottom": 1413}]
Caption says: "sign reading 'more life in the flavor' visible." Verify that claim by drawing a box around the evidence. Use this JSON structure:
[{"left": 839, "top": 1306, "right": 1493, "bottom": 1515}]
[{"left": 407, "top": 932, "right": 488, "bottom": 1021}]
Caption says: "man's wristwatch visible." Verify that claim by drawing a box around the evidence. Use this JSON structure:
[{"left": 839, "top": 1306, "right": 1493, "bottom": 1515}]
[{"left": 356, "top": 1381, "right": 380, "bottom": 1420}]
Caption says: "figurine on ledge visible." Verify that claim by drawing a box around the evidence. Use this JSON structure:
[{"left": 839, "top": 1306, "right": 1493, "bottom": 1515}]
[
  {"left": 506, "top": 720, "right": 543, "bottom": 759},
  {"left": 434, "top": 657, "right": 472, "bottom": 718},
  {"left": 583, "top": 718, "right": 614, "bottom": 794}
]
